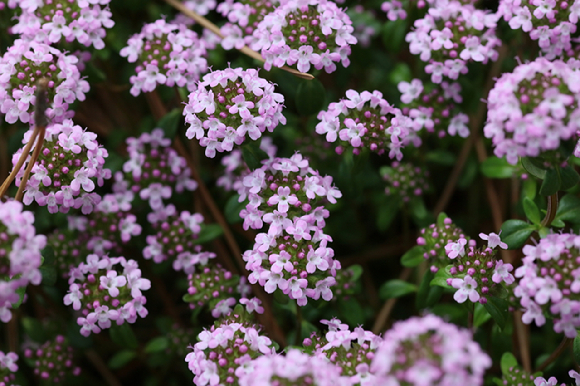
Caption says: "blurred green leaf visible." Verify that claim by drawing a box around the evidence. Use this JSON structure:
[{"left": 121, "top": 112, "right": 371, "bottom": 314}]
[
  {"left": 425, "top": 150, "right": 456, "bottom": 166},
  {"left": 109, "top": 324, "right": 139, "bottom": 350},
  {"left": 156, "top": 108, "right": 182, "bottom": 140},
  {"left": 521, "top": 157, "right": 547, "bottom": 180},
  {"left": 480, "top": 157, "right": 516, "bottom": 179},
  {"left": 377, "top": 197, "right": 400, "bottom": 231},
  {"left": 145, "top": 336, "right": 169, "bottom": 354},
  {"left": 500, "top": 352, "right": 519, "bottom": 376},
  {"left": 430, "top": 266, "right": 452, "bottom": 288},
  {"left": 560, "top": 165, "right": 580, "bottom": 191},
  {"left": 539, "top": 167, "right": 560, "bottom": 196},
  {"left": 554, "top": 194, "right": 580, "bottom": 225},
  {"left": 436, "top": 212, "right": 448, "bottom": 227},
  {"left": 241, "top": 141, "right": 268, "bottom": 171},
  {"left": 295, "top": 78, "right": 326, "bottom": 116},
  {"left": 338, "top": 298, "right": 365, "bottom": 326},
  {"left": 522, "top": 178, "right": 536, "bottom": 200},
  {"left": 381, "top": 19, "right": 407, "bottom": 53},
  {"left": 40, "top": 266, "right": 57, "bottom": 286},
  {"left": 500, "top": 220, "right": 535, "bottom": 249},
  {"left": 574, "top": 335, "right": 580, "bottom": 365},
  {"left": 473, "top": 303, "right": 492, "bottom": 328},
  {"left": 484, "top": 296, "right": 509, "bottom": 330},
  {"left": 379, "top": 279, "right": 417, "bottom": 300},
  {"left": 388, "top": 62, "right": 412, "bottom": 85},
  {"left": 22, "top": 317, "right": 46, "bottom": 342},
  {"left": 400, "top": 245, "right": 425, "bottom": 268},
  {"left": 348, "top": 265, "right": 363, "bottom": 282},
  {"left": 522, "top": 197, "right": 541, "bottom": 226},
  {"left": 108, "top": 350, "right": 136, "bottom": 369},
  {"left": 224, "top": 195, "right": 245, "bottom": 224},
  {"left": 195, "top": 224, "right": 224, "bottom": 245},
  {"left": 416, "top": 270, "right": 434, "bottom": 310},
  {"left": 11, "top": 286, "right": 26, "bottom": 309}
]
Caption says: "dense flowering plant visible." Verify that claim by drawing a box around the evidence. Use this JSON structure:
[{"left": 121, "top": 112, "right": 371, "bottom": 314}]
[
  {"left": 183, "top": 67, "right": 285, "bottom": 157},
  {"left": 371, "top": 314, "right": 492, "bottom": 385},
  {"left": 382, "top": 161, "right": 430, "bottom": 201},
  {"left": 484, "top": 57, "right": 580, "bottom": 165},
  {"left": 47, "top": 218, "right": 89, "bottom": 278},
  {"left": 24, "top": 335, "right": 81, "bottom": 383},
  {"left": 12, "top": 0, "right": 114, "bottom": 48},
  {"left": 0, "top": 200, "right": 45, "bottom": 323},
  {"left": 0, "top": 40, "right": 89, "bottom": 124},
  {"left": 250, "top": 0, "right": 357, "bottom": 73},
  {"left": 0, "top": 351, "right": 18, "bottom": 385},
  {"left": 13, "top": 120, "right": 110, "bottom": 214},
  {"left": 217, "top": 0, "right": 279, "bottom": 50},
  {"left": 316, "top": 89, "right": 413, "bottom": 157},
  {"left": 417, "top": 214, "right": 469, "bottom": 272},
  {"left": 64, "top": 254, "right": 151, "bottom": 336},
  {"left": 120, "top": 18, "right": 208, "bottom": 96}
]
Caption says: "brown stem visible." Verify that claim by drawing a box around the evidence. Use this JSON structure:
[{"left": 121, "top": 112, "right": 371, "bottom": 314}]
[
  {"left": 372, "top": 267, "right": 412, "bottom": 334},
  {"left": 15, "top": 125, "right": 46, "bottom": 202},
  {"left": 85, "top": 349, "right": 124, "bottom": 386},
  {"left": 513, "top": 311, "right": 532, "bottom": 373},
  {"left": 0, "top": 128, "right": 39, "bottom": 199},
  {"left": 541, "top": 193, "right": 558, "bottom": 228},
  {"left": 7, "top": 314, "right": 18, "bottom": 353},
  {"left": 535, "top": 337, "right": 571, "bottom": 372},
  {"left": 162, "top": 0, "right": 314, "bottom": 80}
]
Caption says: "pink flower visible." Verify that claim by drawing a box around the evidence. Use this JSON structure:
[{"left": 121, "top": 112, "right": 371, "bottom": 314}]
[{"left": 451, "top": 275, "right": 480, "bottom": 303}]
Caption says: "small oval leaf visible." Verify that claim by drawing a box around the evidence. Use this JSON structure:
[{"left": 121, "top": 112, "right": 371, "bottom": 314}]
[
  {"left": 379, "top": 279, "right": 417, "bottom": 300},
  {"left": 522, "top": 197, "right": 541, "bottom": 226},
  {"left": 400, "top": 245, "right": 426, "bottom": 268},
  {"left": 500, "top": 220, "right": 535, "bottom": 249}
]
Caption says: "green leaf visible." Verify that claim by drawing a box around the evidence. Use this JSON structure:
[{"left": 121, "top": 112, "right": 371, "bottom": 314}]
[
  {"left": 108, "top": 350, "right": 136, "bottom": 369},
  {"left": 388, "top": 62, "right": 412, "bottom": 85},
  {"left": 109, "top": 324, "right": 139, "bottom": 350},
  {"left": 500, "top": 352, "right": 519, "bottom": 375},
  {"left": 539, "top": 167, "right": 561, "bottom": 196},
  {"left": 522, "top": 197, "right": 541, "bottom": 225},
  {"left": 338, "top": 298, "right": 365, "bottom": 326},
  {"left": 425, "top": 150, "right": 456, "bottom": 166},
  {"left": 522, "top": 178, "right": 537, "bottom": 200},
  {"left": 377, "top": 197, "right": 401, "bottom": 231},
  {"left": 145, "top": 337, "right": 169, "bottom": 354},
  {"left": 11, "top": 286, "right": 26, "bottom": 309},
  {"left": 40, "top": 266, "right": 57, "bottom": 286},
  {"left": 560, "top": 165, "right": 580, "bottom": 191},
  {"left": 348, "top": 265, "right": 363, "bottom": 282},
  {"left": 156, "top": 108, "right": 182, "bottom": 140},
  {"left": 22, "top": 317, "right": 46, "bottom": 342},
  {"left": 416, "top": 270, "right": 434, "bottom": 310},
  {"left": 483, "top": 296, "right": 509, "bottom": 330},
  {"left": 400, "top": 245, "right": 426, "bottom": 268},
  {"left": 241, "top": 141, "right": 269, "bottom": 171},
  {"left": 500, "top": 220, "right": 535, "bottom": 249},
  {"left": 554, "top": 194, "right": 580, "bottom": 223},
  {"left": 379, "top": 279, "right": 417, "bottom": 300},
  {"left": 551, "top": 219, "right": 565, "bottom": 228},
  {"left": 574, "top": 334, "right": 580, "bottom": 365},
  {"left": 473, "top": 303, "right": 492, "bottom": 328},
  {"left": 430, "top": 266, "right": 452, "bottom": 288},
  {"left": 521, "top": 157, "right": 547, "bottom": 180},
  {"left": 41, "top": 246, "right": 55, "bottom": 265},
  {"left": 195, "top": 224, "right": 224, "bottom": 245},
  {"left": 224, "top": 195, "right": 245, "bottom": 224},
  {"left": 295, "top": 79, "right": 326, "bottom": 116},
  {"left": 424, "top": 285, "right": 444, "bottom": 308},
  {"left": 436, "top": 212, "right": 448, "bottom": 228},
  {"left": 480, "top": 157, "right": 516, "bottom": 179},
  {"left": 381, "top": 19, "right": 407, "bottom": 53}
]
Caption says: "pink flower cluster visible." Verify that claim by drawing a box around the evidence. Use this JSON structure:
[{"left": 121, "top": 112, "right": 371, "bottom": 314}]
[
  {"left": 514, "top": 232, "right": 580, "bottom": 338},
  {"left": 217, "top": 0, "right": 278, "bottom": 50},
  {"left": 186, "top": 310, "right": 275, "bottom": 386},
  {"left": 216, "top": 137, "right": 277, "bottom": 192},
  {"left": 0, "top": 200, "right": 45, "bottom": 323},
  {"left": 499, "top": 0, "right": 579, "bottom": 59},
  {"left": 64, "top": 254, "right": 151, "bottom": 337},
  {"left": 304, "top": 318, "right": 381, "bottom": 386},
  {"left": 347, "top": 5, "right": 379, "bottom": 48},
  {"left": 0, "top": 351, "right": 18, "bottom": 385},
  {"left": 0, "top": 40, "right": 89, "bottom": 124},
  {"left": 143, "top": 204, "right": 205, "bottom": 266},
  {"left": 484, "top": 57, "right": 580, "bottom": 165},
  {"left": 383, "top": 162, "right": 430, "bottom": 201},
  {"left": 237, "top": 348, "right": 349, "bottom": 386},
  {"left": 370, "top": 314, "right": 492, "bottom": 386},
  {"left": 398, "top": 79, "right": 470, "bottom": 139},
  {"left": 24, "top": 335, "right": 81, "bottom": 383},
  {"left": 444, "top": 232, "right": 513, "bottom": 304},
  {"left": 13, "top": 120, "right": 110, "bottom": 214},
  {"left": 316, "top": 90, "right": 412, "bottom": 158},
  {"left": 237, "top": 154, "right": 342, "bottom": 305},
  {"left": 183, "top": 0, "right": 217, "bottom": 15},
  {"left": 406, "top": 1, "right": 501, "bottom": 83},
  {"left": 250, "top": 0, "right": 357, "bottom": 73},
  {"left": 114, "top": 128, "right": 198, "bottom": 211},
  {"left": 48, "top": 218, "right": 89, "bottom": 278},
  {"left": 381, "top": 0, "right": 407, "bottom": 21},
  {"left": 120, "top": 19, "right": 208, "bottom": 96},
  {"left": 184, "top": 262, "right": 238, "bottom": 310},
  {"left": 184, "top": 67, "right": 285, "bottom": 158},
  {"left": 12, "top": 0, "right": 114, "bottom": 48},
  {"left": 417, "top": 214, "right": 469, "bottom": 272}
]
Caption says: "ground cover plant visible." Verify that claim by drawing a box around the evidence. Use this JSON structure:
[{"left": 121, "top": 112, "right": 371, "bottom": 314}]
[{"left": 2, "top": 0, "right": 580, "bottom": 385}]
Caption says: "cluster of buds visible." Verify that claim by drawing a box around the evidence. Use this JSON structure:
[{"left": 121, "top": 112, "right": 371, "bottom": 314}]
[
  {"left": 24, "top": 335, "right": 81, "bottom": 383},
  {"left": 13, "top": 0, "right": 114, "bottom": 48},
  {"left": 47, "top": 216, "right": 90, "bottom": 278},
  {"left": 417, "top": 214, "right": 469, "bottom": 272},
  {"left": 332, "top": 265, "right": 361, "bottom": 300},
  {"left": 0, "top": 351, "right": 18, "bottom": 385},
  {"left": 236, "top": 154, "right": 342, "bottom": 305},
  {"left": 237, "top": 348, "right": 349, "bottom": 386},
  {"left": 444, "top": 232, "right": 514, "bottom": 304},
  {"left": 183, "top": 67, "right": 285, "bottom": 158},
  {"left": 484, "top": 57, "right": 580, "bottom": 165},
  {"left": 316, "top": 89, "right": 413, "bottom": 158},
  {"left": 304, "top": 318, "right": 380, "bottom": 385},
  {"left": 398, "top": 79, "right": 470, "bottom": 138},
  {"left": 167, "top": 324, "right": 195, "bottom": 358},
  {"left": 382, "top": 161, "right": 430, "bottom": 202},
  {"left": 183, "top": 0, "right": 217, "bottom": 15},
  {"left": 216, "top": 137, "right": 277, "bottom": 192},
  {"left": 120, "top": 19, "right": 208, "bottom": 96},
  {"left": 0, "top": 200, "right": 45, "bottom": 322},
  {"left": 250, "top": 0, "right": 357, "bottom": 73},
  {"left": 144, "top": 204, "right": 206, "bottom": 268},
  {"left": 406, "top": 1, "right": 501, "bottom": 83},
  {"left": 501, "top": 365, "right": 536, "bottom": 386},
  {"left": 13, "top": 121, "right": 110, "bottom": 215},
  {"left": 114, "top": 128, "right": 197, "bottom": 211},
  {"left": 217, "top": 0, "right": 279, "bottom": 50},
  {"left": 64, "top": 255, "right": 151, "bottom": 337},
  {"left": 370, "top": 314, "right": 492, "bottom": 386},
  {"left": 514, "top": 232, "right": 580, "bottom": 338},
  {"left": 183, "top": 261, "right": 239, "bottom": 311},
  {"left": 499, "top": 0, "right": 579, "bottom": 59},
  {"left": 85, "top": 193, "right": 141, "bottom": 257},
  {"left": 381, "top": 0, "right": 407, "bottom": 21},
  {"left": 186, "top": 306, "right": 276, "bottom": 385},
  {"left": 347, "top": 5, "right": 380, "bottom": 48},
  {"left": 0, "top": 40, "right": 89, "bottom": 124}
]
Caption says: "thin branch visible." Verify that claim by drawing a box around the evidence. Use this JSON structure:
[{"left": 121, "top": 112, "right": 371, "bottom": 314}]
[
  {"left": 0, "top": 128, "right": 39, "bottom": 199},
  {"left": 541, "top": 193, "right": 558, "bottom": 227},
  {"left": 162, "top": 0, "right": 314, "bottom": 80},
  {"left": 85, "top": 349, "right": 124, "bottom": 386},
  {"left": 535, "top": 337, "right": 571, "bottom": 373},
  {"left": 15, "top": 125, "right": 45, "bottom": 202}
]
